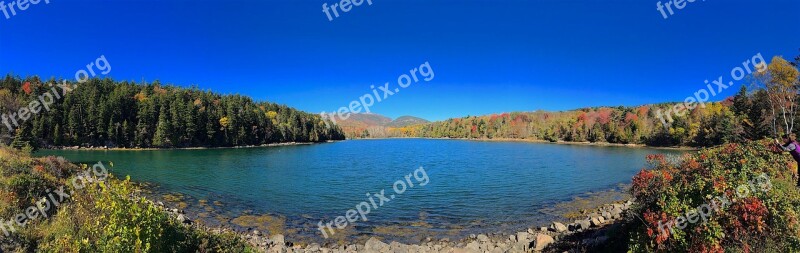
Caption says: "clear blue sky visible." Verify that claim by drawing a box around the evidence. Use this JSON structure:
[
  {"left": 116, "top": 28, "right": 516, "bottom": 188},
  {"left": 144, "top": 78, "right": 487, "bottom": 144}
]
[{"left": 1, "top": 0, "right": 798, "bottom": 121}]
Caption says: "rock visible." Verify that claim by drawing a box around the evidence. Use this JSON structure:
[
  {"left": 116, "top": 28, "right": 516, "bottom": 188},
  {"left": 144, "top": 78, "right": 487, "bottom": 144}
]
[
  {"left": 389, "top": 241, "right": 407, "bottom": 253},
  {"left": 516, "top": 231, "right": 529, "bottom": 243},
  {"left": 489, "top": 247, "right": 505, "bottom": 253},
  {"left": 550, "top": 222, "right": 568, "bottom": 233},
  {"left": 177, "top": 214, "right": 192, "bottom": 224},
  {"left": 575, "top": 220, "right": 591, "bottom": 230},
  {"left": 530, "top": 233, "right": 554, "bottom": 251},
  {"left": 253, "top": 230, "right": 261, "bottom": 236},
  {"left": 267, "top": 245, "right": 287, "bottom": 253},
  {"left": 511, "top": 241, "right": 528, "bottom": 252},
  {"left": 477, "top": 234, "right": 489, "bottom": 242},
  {"left": 611, "top": 207, "right": 624, "bottom": 218},
  {"left": 364, "top": 237, "right": 389, "bottom": 251},
  {"left": 591, "top": 216, "right": 603, "bottom": 227},
  {"left": 465, "top": 241, "right": 480, "bottom": 252},
  {"left": 270, "top": 234, "right": 285, "bottom": 246},
  {"left": 469, "top": 234, "right": 477, "bottom": 239},
  {"left": 540, "top": 227, "right": 549, "bottom": 232},
  {"left": 509, "top": 234, "right": 517, "bottom": 242},
  {"left": 568, "top": 223, "right": 578, "bottom": 232},
  {"left": 306, "top": 243, "right": 320, "bottom": 251},
  {"left": 602, "top": 211, "right": 613, "bottom": 220}
]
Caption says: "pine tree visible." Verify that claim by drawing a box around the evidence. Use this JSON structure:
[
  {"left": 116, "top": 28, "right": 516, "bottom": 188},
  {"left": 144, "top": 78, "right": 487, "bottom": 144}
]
[{"left": 152, "top": 106, "right": 171, "bottom": 147}]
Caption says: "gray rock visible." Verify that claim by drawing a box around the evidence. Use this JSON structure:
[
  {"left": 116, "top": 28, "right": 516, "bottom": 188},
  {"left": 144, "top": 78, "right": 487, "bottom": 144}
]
[
  {"left": 476, "top": 234, "right": 489, "bottom": 242},
  {"left": 530, "top": 233, "right": 554, "bottom": 251},
  {"left": 465, "top": 241, "right": 480, "bottom": 251},
  {"left": 516, "top": 231, "right": 529, "bottom": 243},
  {"left": 306, "top": 243, "right": 320, "bottom": 252},
  {"left": 575, "top": 219, "right": 591, "bottom": 230},
  {"left": 177, "top": 214, "right": 192, "bottom": 224},
  {"left": 364, "top": 237, "right": 389, "bottom": 251},
  {"left": 270, "top": 234, "right": 285, "bottom": 246},
  {"left": 611, "top": 207, "right": 624, "bottom": 218},
  {"left": 551, "top": 222, "right": 568, "bottom": 232},
  {"left": 591, "top": 216, "right": 603, "bottom": 227},
  {"left": 602, "top": 211, "right": 613, "bottom": 220}
]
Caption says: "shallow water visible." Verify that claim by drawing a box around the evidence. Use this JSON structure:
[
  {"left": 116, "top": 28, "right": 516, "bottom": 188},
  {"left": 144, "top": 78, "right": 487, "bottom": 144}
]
[{"left": 39, "top": 139, "right": 683, "bottom": 243}]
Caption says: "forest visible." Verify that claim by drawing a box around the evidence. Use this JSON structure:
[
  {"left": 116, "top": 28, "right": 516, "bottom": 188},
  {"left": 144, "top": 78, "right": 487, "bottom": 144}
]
[
  {"left": 386, "top": 56, "right": 800, "bottom": 147},
  {"left": 0, "top": 76, "right": 345, "bottom": 149}
]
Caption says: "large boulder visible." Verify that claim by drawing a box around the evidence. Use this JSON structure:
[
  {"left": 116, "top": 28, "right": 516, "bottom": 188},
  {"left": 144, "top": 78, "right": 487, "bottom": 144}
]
[
  {"left": 529, "top": 233, "right": 554, "bottom": 251},
  {"left": 516, "top": 231, "right": 529, "bottom": 243},
  {"left": 365, "top": 237, "right": 389, "bottom": 252},
  {"left": 477, "top": 234, "right": 490, "bottom": 243},
  {"left": 270, "top": 234, "right": 285, "bottom": 247}
]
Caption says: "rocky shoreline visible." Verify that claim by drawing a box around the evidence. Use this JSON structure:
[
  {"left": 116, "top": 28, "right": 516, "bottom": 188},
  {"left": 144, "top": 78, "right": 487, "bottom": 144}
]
[
  {"left": 153, "top": 198, "right": 635, "bottom": 253},
  {"left": 42, "top": 141, "right": 334, "bottom": 151}
]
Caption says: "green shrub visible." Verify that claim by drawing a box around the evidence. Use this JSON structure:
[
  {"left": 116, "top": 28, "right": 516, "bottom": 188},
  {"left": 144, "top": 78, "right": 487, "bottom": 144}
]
[{"left": 0, "top": 146, "right": 254, "bottom": 252}]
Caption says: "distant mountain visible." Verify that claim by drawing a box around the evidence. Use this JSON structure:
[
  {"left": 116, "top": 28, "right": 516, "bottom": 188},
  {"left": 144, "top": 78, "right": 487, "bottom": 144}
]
[
  {"left": 387, "top": 116, "right": 430, "bottom": 127},
  {"left": 337, "top": 113, "right": 393, "bottom": 127},
  {"left": 334, "top": 113, "right": 428, "bottom": 138}
]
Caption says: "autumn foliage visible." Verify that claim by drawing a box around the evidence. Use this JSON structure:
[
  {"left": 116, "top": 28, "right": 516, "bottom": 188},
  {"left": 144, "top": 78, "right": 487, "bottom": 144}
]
[{"left": 628, "top": 140, "right": 800, "bottom": 252}]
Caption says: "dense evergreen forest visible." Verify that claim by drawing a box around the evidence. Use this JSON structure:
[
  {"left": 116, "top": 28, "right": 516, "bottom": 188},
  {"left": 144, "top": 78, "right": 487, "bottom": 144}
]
[
  {"left": 387, "top": 56, "right": 799, "bottom": 147},
  {"left": 0, "top": 76, "right": 345, "bottom": 149}
]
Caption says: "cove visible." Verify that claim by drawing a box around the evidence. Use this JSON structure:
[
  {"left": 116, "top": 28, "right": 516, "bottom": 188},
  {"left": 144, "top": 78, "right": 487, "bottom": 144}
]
[{"left": 38, "top": 138, "right": 683, "bottom": 244}]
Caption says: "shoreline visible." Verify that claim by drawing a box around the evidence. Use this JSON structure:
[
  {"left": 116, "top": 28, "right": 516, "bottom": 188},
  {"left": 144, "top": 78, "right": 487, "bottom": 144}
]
[
  {"left": 41, "top": 138, "right": 700, "bottom": 152},
  {"left": 40, "top": 140, "right": 339, "bottom": 151},
  {"left": 349, "top": 137, "right": 700, "bottom": 151},
  {"left": 147, "top": 183, "right": 635, "bottom": 252}
]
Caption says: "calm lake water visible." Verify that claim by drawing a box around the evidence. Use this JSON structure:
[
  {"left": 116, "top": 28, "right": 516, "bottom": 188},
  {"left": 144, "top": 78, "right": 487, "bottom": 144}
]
[{"left": 39, "top": 139, "right": 683, "bottom": 243}]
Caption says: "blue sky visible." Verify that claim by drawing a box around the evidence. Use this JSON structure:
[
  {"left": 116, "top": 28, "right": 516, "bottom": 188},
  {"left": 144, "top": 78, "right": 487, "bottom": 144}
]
[{"left": 1, "top": 0, "right": 799, "bottom": 121}]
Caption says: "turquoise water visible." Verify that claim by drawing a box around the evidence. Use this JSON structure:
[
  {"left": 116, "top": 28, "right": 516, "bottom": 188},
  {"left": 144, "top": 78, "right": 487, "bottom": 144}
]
[{"left": 39, "top": 139, "right": 683, "bottom": 243}]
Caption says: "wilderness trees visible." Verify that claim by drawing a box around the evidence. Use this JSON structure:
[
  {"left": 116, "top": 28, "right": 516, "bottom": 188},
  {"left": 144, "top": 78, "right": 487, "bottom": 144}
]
[{"left": 0, "top": 76, "right": 345, "bottom": 148}]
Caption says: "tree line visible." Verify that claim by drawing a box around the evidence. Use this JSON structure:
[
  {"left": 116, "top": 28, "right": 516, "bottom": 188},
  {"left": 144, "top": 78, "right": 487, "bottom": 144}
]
[
  {"left": 0, "top": 76, "right": 345, "bottom": 149},
  {"left": 387, "top": 55, "right": 800, "bottom": 147}
]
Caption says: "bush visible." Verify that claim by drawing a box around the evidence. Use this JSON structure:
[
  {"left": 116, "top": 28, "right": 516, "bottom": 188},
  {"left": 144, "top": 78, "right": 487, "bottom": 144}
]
[
  {"left": 0, "top": 146, "right": 254, "bottom": 252},
  {"left": 628, "top": 140, "right": 800, "bottom": 252}
]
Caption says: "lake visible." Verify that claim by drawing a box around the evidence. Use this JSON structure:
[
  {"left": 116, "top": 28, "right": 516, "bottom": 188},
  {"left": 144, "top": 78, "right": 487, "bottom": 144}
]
[{"left": 38, "top": 139, "right": 683, "bottom": 243}]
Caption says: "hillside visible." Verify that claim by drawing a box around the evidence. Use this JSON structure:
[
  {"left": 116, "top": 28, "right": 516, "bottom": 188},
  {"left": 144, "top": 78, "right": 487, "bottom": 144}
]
[
  {"left": 334, "top": 113, "right": 429, "bottom": 138},
  {"left": 386, "top": 116, "right": 430, "bottom": 127}
]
